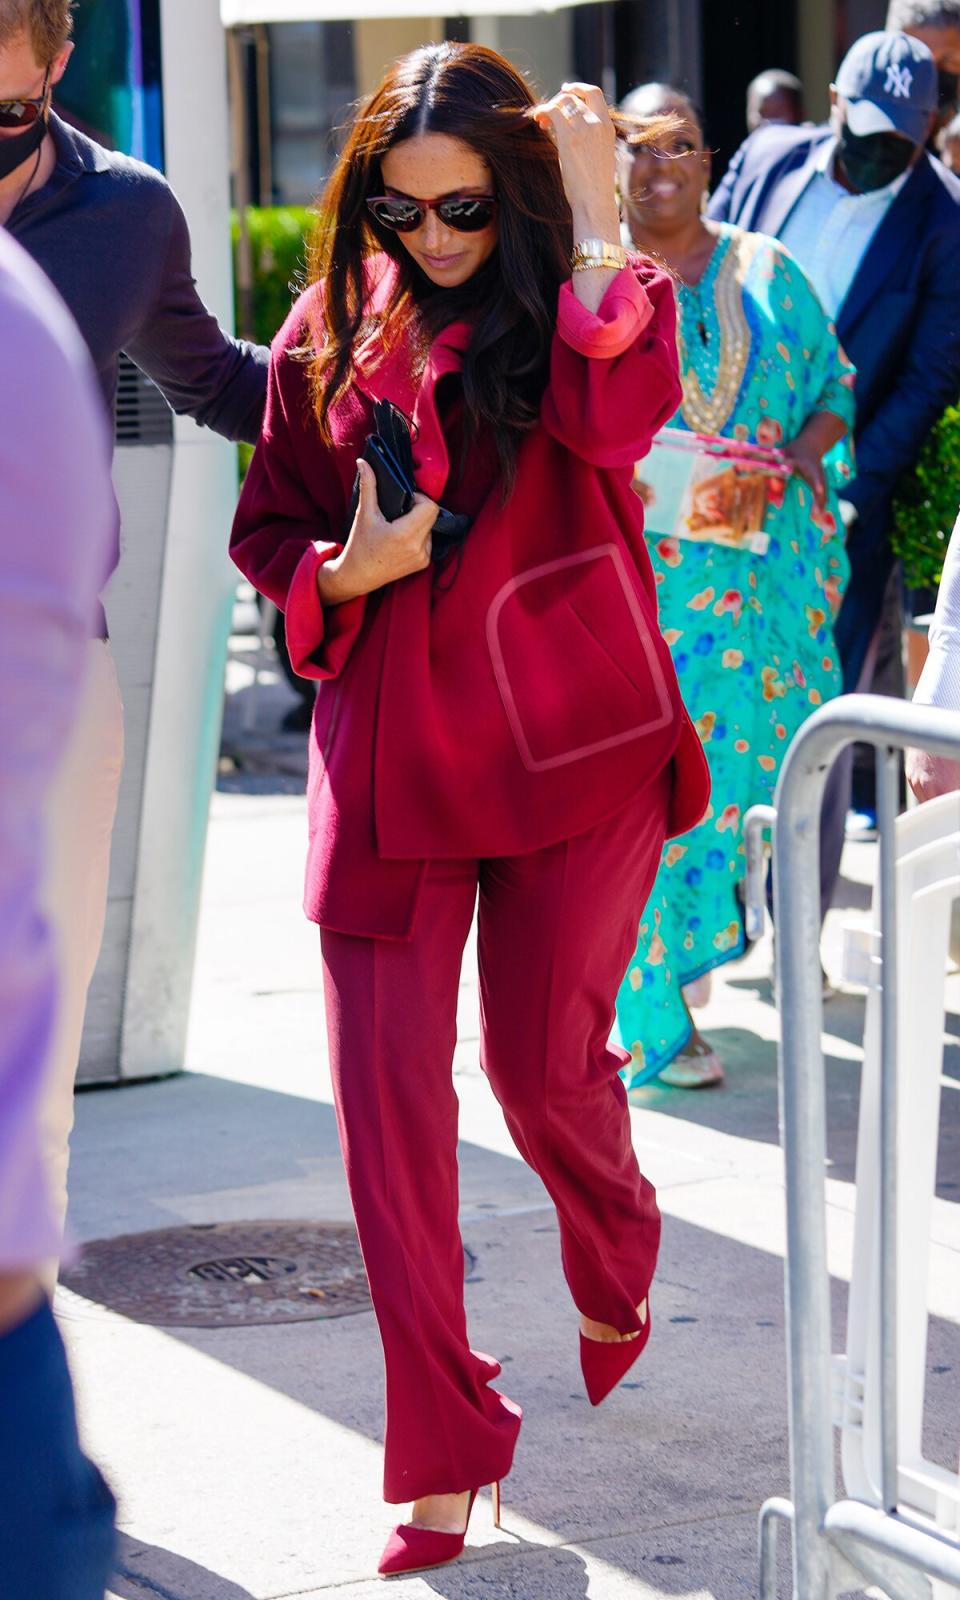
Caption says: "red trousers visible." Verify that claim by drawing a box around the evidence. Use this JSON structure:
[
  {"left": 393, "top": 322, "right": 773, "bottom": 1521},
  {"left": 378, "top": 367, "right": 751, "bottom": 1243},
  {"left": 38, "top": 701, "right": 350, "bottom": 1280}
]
[{"left": 320, "top": 773, "right": 669, "bottom": 1503}]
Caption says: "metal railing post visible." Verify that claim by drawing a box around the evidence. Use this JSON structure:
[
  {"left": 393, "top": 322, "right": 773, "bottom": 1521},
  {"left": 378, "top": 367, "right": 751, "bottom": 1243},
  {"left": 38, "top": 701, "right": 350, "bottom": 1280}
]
[
  {"left": 766, "top": 694, "right": 960, "bottom": 1600},
  {"left": 772, "top": 725, "right": 835, "bottom": 1600},
  {"left": 875, "top": 746, "right": 900, "bottom": 1513},
  {"left": 759, "top": 1498, "right": 795, "bottom": 1600}
]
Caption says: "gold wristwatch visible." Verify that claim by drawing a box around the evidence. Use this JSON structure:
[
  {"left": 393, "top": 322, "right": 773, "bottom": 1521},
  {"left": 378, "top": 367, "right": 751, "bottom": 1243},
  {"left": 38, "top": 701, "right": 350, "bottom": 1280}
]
[{"left": 570, "top": 238, "right": 629, "bottom": 273}]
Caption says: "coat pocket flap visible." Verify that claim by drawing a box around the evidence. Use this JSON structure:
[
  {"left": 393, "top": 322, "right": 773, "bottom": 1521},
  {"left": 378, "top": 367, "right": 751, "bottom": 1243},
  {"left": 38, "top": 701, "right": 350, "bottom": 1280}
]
[{"left": 486, "top": 544, "right": 676, "bottom": 773}]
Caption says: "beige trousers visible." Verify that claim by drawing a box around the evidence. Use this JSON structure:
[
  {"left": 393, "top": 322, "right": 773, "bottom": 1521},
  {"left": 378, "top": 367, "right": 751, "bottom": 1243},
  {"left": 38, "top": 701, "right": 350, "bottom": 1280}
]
[{"left": 39, "top": 640, "right": 124, "bottom": 1284}]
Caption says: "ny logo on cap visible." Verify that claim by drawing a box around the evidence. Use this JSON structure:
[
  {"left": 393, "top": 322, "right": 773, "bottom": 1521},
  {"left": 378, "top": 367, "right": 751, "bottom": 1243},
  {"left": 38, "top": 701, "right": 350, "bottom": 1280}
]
[{"left": 885, "top": 63, "right": 913, "bottom": 98}]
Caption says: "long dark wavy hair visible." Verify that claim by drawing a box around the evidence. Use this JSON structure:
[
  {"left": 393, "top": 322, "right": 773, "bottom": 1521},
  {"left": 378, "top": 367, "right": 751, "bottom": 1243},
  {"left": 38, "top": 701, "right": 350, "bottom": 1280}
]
[{"left": 305, "top": 42, "right": 669, "bottom": 491}]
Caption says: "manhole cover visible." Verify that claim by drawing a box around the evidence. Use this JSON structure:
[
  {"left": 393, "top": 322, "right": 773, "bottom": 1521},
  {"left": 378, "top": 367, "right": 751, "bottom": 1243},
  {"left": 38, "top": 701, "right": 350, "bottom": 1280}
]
[
  {"left": 61, "top": 1221, "right": 373, "bottom": 1327},
  {"left": 61, "top": 1222, "right": 479, "bottom": 1329}
]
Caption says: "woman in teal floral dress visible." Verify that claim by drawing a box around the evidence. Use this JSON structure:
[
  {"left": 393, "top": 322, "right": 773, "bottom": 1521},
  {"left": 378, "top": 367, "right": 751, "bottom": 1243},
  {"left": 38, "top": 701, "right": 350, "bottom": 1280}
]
[{"left": 614, "top": 85, "right": 855, "bottom": 1089}]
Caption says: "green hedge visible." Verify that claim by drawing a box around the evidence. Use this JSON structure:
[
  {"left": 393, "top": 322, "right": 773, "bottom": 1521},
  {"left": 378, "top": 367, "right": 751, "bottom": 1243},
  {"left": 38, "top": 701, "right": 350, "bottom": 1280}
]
[
  {"left": 232, "top": 206, "right": 315, "bottom": 477},
  {"left": 891, "top": 402, "right": 960, "bottom": 591},
  {"left": 231, "top": 205, "right": 314, "bottom": 349}
]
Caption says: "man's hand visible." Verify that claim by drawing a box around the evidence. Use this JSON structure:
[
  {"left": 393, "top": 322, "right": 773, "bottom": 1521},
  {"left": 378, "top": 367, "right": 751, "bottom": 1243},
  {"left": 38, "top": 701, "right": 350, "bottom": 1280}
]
[
  {"left": 906, "top": 747, "right": 960, "bottom": 804},
  {"left": 316, "top": 459, "right": 437, "bottom": 605}
]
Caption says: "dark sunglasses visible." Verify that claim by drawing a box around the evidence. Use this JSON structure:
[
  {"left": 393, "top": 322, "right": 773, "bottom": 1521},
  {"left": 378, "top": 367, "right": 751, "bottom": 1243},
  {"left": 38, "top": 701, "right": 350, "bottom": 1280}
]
[
  {"left": 366, "top": 192, "right": 497, "bottom": 234},
  {"left": 0, "top": 65, "right": 51, "bottom": 130}
]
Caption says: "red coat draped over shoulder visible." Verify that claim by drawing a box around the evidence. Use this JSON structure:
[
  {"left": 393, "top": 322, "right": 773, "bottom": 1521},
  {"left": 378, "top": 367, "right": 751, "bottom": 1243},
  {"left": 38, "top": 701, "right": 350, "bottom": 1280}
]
[{"left": 231, "top": 256, "right": 710, "bottom": 938}]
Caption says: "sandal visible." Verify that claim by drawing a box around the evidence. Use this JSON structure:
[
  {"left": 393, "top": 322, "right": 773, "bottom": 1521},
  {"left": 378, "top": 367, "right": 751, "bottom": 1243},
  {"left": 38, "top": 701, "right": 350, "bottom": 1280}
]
[{"left": 659, "top": 1034, "right": 725, "bottom": 1089}]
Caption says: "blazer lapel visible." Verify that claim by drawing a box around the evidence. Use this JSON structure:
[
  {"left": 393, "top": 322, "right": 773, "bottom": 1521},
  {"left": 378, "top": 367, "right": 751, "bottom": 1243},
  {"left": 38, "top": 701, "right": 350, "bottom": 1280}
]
[
  {"left": 759, "top": 138, "right": 826, "bottom": 237},
  {"left": 410, "top": 323, "right": 471, "bottom": 501},
  {"left": 838, "top": 156, "right": 935, "bottom": 342},
  {"left": 354, "top": 309, "right": 472, "bottom": 503}
]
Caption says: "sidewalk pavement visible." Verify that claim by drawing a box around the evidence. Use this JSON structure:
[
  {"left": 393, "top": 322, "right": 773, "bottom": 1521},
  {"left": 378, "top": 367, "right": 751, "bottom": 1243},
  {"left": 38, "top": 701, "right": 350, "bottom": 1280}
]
[{"left": 61, "top": 630, "right": 960, "bottom": 1600}]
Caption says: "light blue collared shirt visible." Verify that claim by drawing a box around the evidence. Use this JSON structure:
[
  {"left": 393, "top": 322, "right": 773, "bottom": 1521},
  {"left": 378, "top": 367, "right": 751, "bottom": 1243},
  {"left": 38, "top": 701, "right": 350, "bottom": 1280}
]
[{"left": 779, "top": 137, "right": 910, "bottom": 319}]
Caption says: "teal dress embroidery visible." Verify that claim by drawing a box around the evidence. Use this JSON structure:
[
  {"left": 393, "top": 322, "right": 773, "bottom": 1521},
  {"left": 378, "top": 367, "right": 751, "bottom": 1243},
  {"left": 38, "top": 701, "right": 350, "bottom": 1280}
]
[{"left": 615, "top": 225, "right": 855, "bottom": 1086}]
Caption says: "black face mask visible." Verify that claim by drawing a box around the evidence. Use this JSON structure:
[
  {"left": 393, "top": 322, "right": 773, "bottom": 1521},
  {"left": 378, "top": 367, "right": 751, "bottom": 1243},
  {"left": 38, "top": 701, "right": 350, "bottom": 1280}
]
[
  {"left": 0, "top": 107, "right": 47, "bottom": 182},
  {"left": 838, "top": 123, "right": 916, "bottom": 193}
]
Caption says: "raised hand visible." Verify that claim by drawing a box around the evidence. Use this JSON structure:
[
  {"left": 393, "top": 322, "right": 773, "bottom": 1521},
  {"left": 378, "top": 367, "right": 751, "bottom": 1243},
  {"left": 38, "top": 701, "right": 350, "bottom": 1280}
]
[
  {"left": 317, "top": 458, "right": 437, "bottom": 604},
  {"left": 531, "top": 82, "right": 621, "bottom": 245}
]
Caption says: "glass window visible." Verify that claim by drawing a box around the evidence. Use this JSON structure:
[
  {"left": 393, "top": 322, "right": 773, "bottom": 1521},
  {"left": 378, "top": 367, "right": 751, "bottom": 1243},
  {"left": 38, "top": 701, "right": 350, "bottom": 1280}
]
[{"left": 267, "top": 21, "right": 356, "bottom": 205}]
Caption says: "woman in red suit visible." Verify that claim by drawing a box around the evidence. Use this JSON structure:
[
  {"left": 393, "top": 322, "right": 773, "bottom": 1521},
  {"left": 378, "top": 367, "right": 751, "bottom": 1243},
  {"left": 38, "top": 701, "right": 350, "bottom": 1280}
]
[{"left": 231, "top": 42, "right": 709, "bottom": 1578}]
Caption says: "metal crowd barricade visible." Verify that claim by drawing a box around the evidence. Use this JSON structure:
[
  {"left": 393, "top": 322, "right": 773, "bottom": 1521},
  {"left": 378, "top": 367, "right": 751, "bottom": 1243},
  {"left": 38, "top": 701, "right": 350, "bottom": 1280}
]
[{"left": 743, "top": 693, "right": 960, "bottom": 1600}]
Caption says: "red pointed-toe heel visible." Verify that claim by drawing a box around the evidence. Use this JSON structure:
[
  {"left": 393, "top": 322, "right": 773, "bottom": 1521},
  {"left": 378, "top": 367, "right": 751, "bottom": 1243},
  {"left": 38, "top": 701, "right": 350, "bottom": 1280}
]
[
  {"left": 377, "top": 1483, "right": 501, "bottom": 1579},
  {"left": 579, "top": 1302, "right": 652, "bottom": 1406}
]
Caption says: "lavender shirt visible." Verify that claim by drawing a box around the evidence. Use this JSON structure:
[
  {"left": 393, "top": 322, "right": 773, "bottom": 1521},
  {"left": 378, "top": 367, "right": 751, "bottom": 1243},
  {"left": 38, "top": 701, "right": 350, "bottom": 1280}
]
[{"left": 0, "top": 230, "right": 114, "bottom": 1267}]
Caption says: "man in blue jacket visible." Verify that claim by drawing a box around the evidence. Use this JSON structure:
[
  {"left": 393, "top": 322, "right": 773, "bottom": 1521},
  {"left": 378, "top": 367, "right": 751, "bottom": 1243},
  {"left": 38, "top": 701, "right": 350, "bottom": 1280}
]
[{"left": 710, "top": 31, "right": 960, "bottom": 699}]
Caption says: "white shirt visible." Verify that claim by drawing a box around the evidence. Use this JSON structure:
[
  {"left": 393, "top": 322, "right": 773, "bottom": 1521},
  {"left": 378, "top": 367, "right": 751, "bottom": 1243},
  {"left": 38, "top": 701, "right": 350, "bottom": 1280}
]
[
  {"left": 779, "top": 138, "right": 910, "bottom": 319},
  {"left": 914, "top": 513, "right": 960, "bottom": 711}
]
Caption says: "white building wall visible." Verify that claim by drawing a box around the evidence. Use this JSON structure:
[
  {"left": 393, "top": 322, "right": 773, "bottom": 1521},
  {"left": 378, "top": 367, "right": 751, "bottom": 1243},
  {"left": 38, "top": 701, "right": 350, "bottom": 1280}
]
[{"left": 471, "top": 13, "right": 574, "bottom": 95}]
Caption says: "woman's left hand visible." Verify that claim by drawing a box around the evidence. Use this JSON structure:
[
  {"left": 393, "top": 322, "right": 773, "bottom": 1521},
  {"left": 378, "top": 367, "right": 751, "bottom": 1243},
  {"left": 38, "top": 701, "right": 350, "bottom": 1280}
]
[
  {"left": 781, "top": 440, "right": 827, "bottom": 512},
  {"left": 781, "top": 411, "right": 847, "bottom": 515},
  {"left": 531, "top": 82, "right": 620, "bottom": 240}
]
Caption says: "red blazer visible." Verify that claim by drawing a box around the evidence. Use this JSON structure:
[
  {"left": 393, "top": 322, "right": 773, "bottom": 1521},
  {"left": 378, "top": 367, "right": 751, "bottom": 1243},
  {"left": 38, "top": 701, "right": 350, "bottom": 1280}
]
[{"left": 231, "top": 257, "right": 710, "bottom": 938}]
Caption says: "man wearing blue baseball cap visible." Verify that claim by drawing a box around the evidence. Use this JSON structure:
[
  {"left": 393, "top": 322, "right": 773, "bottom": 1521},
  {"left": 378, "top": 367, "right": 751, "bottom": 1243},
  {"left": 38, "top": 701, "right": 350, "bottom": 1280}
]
[
  {"left": 835, "top": 28, "right": 938, "bottom": 147},
  {"left": 710, "top": 30, "right": 960, "bottom": 906}
]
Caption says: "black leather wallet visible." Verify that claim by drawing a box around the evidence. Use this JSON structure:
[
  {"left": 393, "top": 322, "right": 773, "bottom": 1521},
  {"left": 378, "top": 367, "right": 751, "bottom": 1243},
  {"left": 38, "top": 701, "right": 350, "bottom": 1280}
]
[{"left": 345, "top": 399, "right": 471, "bottom": 562}]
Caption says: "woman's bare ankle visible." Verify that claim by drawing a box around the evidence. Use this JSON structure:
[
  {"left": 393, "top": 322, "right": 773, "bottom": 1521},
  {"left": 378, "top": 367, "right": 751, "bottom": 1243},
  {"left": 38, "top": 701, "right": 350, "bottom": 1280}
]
[
  {"left": 410, "top": 1490, "right": 472, "bottom": 1533},
  {"left": 681, "top": 1003, "right": 713, "bottom": 1058},
  {"left": 580, "top": 1298, "right": 647, "bottom": 1343}
]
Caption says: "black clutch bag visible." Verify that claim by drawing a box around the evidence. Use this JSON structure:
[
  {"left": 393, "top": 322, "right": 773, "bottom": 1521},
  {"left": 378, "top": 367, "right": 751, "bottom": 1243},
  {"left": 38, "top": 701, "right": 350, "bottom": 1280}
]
[{"left": 345, "top": 399, "right": 471, "bottom": 562}]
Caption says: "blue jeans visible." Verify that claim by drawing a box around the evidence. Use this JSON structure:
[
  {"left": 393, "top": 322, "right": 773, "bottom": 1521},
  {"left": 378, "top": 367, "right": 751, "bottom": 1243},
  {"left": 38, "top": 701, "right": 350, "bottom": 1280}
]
[{"left": 0, "top": 1300, "right": 115, "bottom": 1599}]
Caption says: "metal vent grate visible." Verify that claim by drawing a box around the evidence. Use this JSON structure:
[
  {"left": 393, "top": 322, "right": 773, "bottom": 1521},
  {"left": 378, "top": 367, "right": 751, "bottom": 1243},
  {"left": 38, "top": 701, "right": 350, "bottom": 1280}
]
[
  {"left": 61, "top": 1221, "right": 374, "bottom": 1326},
  {"left": 114, "top": 351, "right": 174, "bottom": 446}
]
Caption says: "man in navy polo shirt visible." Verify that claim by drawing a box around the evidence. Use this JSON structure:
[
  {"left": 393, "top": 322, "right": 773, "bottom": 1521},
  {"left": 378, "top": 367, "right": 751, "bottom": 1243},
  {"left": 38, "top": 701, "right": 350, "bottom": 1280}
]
[
  {"left": 711, "top": 31, "right": 960, "bottom": 901},
  {"left": 0, "top": 0, "right": 268, "bottom": 1274}
]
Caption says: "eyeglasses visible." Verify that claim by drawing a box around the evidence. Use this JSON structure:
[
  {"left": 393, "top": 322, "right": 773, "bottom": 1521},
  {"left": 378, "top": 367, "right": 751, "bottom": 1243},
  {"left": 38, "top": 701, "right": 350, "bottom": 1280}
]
[
  {"left": 627, "top": 137, "right": 700, "bottom": 161},
  {"left": 366, "top": 192, "right": 497, "bottom": 234},
  {"left": 0, "top": 65, "right": 51, "bottom": 130}
]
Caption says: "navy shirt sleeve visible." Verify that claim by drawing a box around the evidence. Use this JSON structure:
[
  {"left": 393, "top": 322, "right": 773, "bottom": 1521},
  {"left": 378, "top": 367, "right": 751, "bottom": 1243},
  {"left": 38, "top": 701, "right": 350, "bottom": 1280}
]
[{"left": 123, "top": 184, "right": 268, "bottom": 446}]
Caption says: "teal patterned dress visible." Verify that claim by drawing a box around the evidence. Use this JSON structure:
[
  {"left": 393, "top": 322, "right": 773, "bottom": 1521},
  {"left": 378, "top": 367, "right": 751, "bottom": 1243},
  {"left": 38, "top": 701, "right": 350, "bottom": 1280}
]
[{"left": 615, "top": 224, "right": 855, "bottom": 1086}]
